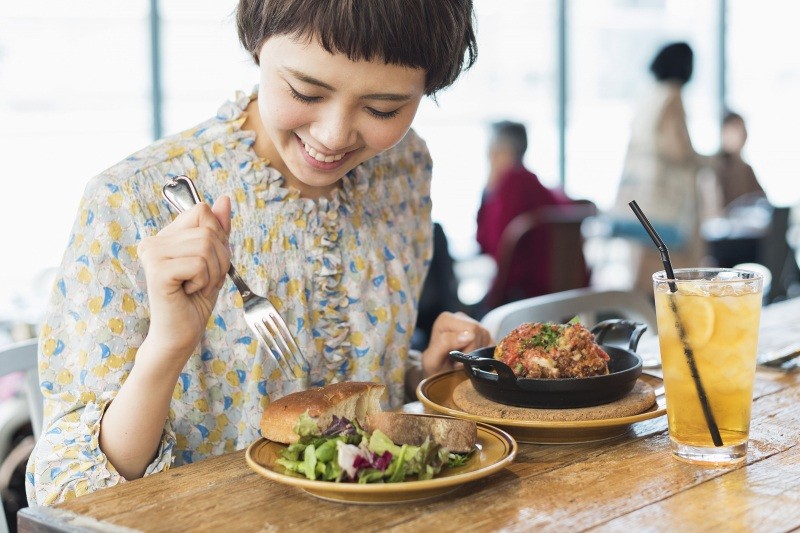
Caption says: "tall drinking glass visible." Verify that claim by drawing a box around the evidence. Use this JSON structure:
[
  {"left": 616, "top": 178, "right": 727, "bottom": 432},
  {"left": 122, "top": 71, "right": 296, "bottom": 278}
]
[{"left": 653, "top": 268, "right": 763, "bottom": 465}]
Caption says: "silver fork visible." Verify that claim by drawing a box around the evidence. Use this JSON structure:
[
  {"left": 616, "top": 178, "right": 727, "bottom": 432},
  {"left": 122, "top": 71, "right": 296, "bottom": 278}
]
[{"left": 162, "top": 175, "right": 308, "bottom": 380}]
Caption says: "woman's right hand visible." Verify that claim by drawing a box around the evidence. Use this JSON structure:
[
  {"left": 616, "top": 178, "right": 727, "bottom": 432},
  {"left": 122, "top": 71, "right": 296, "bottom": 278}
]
[{"left": 136, "top": 197, "right": 232, "bottom": 375}]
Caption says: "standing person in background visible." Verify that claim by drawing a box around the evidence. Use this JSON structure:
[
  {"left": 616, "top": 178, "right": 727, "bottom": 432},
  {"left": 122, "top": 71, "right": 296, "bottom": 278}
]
[
  {"left": 611, "top": 42, "right": 716, "bottom": 296},
  {"left": 712, "top": 111, "right": 766, "bottom": 208},
  {"left": 476, "top": 121, "right": 574, "bottom": 305}
]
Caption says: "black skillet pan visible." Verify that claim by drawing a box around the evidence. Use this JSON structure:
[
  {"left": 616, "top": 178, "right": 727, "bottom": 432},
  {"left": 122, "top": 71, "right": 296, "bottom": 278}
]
[{"left": 448, "top": 319, "right": 647, "bottom": 409}]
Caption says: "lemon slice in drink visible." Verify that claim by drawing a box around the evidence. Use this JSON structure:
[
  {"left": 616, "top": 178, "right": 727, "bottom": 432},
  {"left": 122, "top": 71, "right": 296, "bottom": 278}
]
[{"left": 676, "top": 296, "right": 715, "bottom": 350}]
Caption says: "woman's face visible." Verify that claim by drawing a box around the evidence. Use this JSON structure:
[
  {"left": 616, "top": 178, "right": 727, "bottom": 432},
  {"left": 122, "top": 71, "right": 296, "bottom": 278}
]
[{"left": 255, "top": 34, "right": 426, "bottom": 198}]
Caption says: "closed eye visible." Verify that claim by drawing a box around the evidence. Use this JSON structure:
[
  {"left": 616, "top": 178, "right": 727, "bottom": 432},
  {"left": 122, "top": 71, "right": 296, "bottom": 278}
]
[
  {"left": 366, "top": 107, "right": 400, "bottom": 120},
  {"left": 288, "top": 81, "right": 400, "bottom": 119},
  {"left": 287, "top": 83, "right": 321, "bottom": 104}
]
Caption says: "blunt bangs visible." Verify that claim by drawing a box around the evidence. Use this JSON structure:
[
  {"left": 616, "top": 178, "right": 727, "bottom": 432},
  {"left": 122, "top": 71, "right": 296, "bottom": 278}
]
[{"left": 237, "top": 0, "right": 477, "bottom": 95}]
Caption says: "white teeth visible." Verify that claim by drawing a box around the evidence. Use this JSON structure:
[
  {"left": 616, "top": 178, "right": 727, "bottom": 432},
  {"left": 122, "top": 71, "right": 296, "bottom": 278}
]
[{"left": 303, "top": 141, "right": 345, "bottom": 163}]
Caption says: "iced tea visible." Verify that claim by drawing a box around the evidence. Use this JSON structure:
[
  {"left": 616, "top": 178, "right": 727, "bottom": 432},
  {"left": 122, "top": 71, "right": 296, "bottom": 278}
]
[{"left": 654, "top": 268, "right": 763, "bottom": 464}]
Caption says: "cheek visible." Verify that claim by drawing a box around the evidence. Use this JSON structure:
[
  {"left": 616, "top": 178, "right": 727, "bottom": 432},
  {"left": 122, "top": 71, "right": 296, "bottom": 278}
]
[
  {"left": 363, "top": 98, "right": 422, "bottom": 152},
  {"left": 265, "top": 104, "right": 308, "bottom": 132},
  {"left": 362, "top": 117, "right": 416, "bottom": 152},
  {"left": 258, "top": 85, "right": 309, "bottom": 132}
]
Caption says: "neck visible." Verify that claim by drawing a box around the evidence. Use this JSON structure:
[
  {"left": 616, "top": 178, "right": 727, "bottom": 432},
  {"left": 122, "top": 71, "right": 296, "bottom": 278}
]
[{"left": 242, "top": 99, "right": 272, "bottom": 160}]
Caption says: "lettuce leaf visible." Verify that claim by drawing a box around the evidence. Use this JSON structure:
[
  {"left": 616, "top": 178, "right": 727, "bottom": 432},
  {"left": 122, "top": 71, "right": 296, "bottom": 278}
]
[
  {"left": 314, "top": 438, "right": 338, "bottom": 463},
  {"left": 386, "top": 445, "right": 410, "bottom": 483},
  {"left": 446, "top": 450, "right": 473, "bottom": 468},
  {"left": 277, "top": 421, "right": 474, "bottom": 484},
  {"left": 303, "top": 444, "right": 317, "bottom": 480},
  {"left": 367, "top": 430, "right": 403, "bottom": 457},
  {"left": 294, "top": 411, "right": 320, "bottom": 438}
]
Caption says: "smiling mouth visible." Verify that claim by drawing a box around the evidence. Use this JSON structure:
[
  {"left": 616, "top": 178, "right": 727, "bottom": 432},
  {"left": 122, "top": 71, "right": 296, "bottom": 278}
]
[{"left": 302, "top": 141, "right": 346, "bottom": 163}]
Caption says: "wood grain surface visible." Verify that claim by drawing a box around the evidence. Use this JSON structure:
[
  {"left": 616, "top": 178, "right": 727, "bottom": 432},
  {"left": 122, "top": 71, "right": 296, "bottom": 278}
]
[{"left": 18, "top": 297, "right": 800, "bottom": 532}]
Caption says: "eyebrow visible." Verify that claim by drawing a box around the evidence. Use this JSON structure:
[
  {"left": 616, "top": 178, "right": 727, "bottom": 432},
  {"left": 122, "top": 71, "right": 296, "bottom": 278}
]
[{"left": 284, "top": 67, "right": 415, "bottom": 102}]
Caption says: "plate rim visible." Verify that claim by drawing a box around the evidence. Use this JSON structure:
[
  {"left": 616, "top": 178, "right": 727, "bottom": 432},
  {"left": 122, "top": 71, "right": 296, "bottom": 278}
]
[
  {"left": 416, "top": 370, "right": 667, "bottom": 430},
  {"left": 245, "top": 420, "right": 518, "bottom": 497}
]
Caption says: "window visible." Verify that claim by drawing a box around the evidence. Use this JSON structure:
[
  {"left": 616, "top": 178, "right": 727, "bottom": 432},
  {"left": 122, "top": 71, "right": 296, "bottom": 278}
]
[
  {"left": 412, "top": 0, "right": 558, "bottom": 258},
  {"left": 159, "top": 0, "right": 255, "bottom": 135},
  {"left": 566, "top": 0, "right": 721, "bottom": 209},
  {"left": 2, "top": 0, "right": 799, "bottom": 323},
  {"left": 0, "top": 1, "right": 151, "bottom": 319},
  {"left": 727, "top": 0, "right": 800, "bottom": 206}
]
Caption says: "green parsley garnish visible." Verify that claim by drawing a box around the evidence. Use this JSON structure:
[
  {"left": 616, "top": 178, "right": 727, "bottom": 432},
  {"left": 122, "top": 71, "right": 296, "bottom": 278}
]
[{"left": 520, "top": 323, "right": 563, "bottom": 351}]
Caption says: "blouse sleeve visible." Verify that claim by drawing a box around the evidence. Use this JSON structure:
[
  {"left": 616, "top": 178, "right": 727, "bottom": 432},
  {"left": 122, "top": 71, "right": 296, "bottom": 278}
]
[{"left": 26, "top": 174, "right": 176, "bottom": 505}]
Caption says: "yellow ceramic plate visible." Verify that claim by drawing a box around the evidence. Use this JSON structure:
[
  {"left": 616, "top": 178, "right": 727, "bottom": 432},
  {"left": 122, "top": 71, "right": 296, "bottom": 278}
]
[
  {"left": 245, "top": 415, "right": 517, "bottom": 504},
  {"left": 417, "top": 371, "right": 667, "bottom": 444}
]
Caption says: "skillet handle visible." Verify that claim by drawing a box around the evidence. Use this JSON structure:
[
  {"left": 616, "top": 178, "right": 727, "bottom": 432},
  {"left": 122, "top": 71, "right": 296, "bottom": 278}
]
[
  {"left": 449, "top": 350, "right": 518, "bottom": 381},
  {"left": 591, "top": 319, "right": 648, "bottom": 352}
]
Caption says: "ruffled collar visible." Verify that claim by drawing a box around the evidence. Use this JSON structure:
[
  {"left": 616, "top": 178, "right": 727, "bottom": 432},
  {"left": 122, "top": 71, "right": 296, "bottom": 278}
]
[{"left": 216, "top": 88, "right": 372, "bottom": 381}]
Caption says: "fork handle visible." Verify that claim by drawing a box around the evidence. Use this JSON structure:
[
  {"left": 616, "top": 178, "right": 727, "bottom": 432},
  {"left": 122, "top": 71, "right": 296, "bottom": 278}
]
[
  {"left": 162, "top": 175, "right": 203, "bottom": 211},
  {"left": 162, "top": 176, "right": 253, "bottom": 299}
]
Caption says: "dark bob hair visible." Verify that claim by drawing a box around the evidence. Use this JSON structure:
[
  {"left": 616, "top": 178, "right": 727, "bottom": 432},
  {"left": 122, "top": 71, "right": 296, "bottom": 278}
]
[
  {"left": 649, "top": 42, "right": 693, "bottom": 84},
  {"left": 237, "top": 0, "right": 478, "bottom": 96}
]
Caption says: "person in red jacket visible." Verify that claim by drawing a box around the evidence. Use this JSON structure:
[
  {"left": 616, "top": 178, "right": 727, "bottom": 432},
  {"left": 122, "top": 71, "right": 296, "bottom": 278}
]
[{"left": 476, "top": 121, "right": 574, "bottom": 306}]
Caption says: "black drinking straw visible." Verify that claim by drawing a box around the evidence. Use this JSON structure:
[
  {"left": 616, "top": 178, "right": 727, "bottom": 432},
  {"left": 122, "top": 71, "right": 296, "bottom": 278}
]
[{"left": 628, "top": 200, "right": 723, "bottom": 447}]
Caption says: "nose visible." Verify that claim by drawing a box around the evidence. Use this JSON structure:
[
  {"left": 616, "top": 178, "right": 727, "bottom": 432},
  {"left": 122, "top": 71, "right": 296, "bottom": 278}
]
[{"left": 309, "top": 107, "right": 358, "bottom": 152}]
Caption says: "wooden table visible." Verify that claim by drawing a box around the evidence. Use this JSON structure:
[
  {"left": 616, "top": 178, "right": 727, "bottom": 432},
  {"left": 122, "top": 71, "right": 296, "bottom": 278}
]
[{"left": 18, "top": 298, "right": 800, "bottom": 532}]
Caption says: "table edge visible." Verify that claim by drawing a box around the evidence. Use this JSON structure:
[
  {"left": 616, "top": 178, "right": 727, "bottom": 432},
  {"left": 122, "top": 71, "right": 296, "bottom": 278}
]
[{"left": 18, "top": 506, "right": 140, "bottom": 533}]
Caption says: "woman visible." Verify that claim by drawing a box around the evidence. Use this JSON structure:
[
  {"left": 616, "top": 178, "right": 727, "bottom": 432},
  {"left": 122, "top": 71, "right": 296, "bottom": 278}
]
[
  {"left": 27, "top": 0, "right": 490, "bottom": 505},
  {"left": 612, "top": 42, "right": 715, "bottom": 296},
  {"left": 712, "top": 111, "right": 766, "bottom": 208}
]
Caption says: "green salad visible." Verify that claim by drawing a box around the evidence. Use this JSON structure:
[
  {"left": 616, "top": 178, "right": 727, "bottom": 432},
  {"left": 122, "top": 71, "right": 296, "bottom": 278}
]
[{"left": 275, "top": 413, "right": 472, "bottom": 483}]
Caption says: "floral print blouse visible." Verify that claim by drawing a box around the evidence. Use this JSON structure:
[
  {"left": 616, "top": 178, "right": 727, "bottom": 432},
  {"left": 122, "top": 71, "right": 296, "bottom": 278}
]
[{"left": 26, "top": 89, "right": 433, "bottom": 505}]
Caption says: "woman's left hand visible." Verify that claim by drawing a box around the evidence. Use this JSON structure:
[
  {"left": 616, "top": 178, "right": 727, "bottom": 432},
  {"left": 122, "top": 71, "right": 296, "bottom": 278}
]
[{"left": 422, "top": 311, "right": 493, "bottom": 377}]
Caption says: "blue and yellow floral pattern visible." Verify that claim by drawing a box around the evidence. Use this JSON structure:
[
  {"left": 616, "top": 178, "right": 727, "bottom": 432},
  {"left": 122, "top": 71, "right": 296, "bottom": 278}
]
[{"left": 26, "top": 89, "right": 433, "bottom": 504}]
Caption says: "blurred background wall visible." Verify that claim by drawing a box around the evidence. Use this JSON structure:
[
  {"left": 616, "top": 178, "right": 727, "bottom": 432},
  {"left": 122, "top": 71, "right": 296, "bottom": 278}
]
[{"left": 1, "top": 0, "right": 799, "bottom": 333}]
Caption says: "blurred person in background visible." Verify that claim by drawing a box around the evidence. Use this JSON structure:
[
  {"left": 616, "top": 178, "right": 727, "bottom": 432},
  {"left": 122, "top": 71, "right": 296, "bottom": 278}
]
[
  {"left": 611, "top": 42, "right": 717, "bottom": 297},
  {"left": 476, "top": 120, "right": 579, "bottom": 307},
  {"left": 712, "top": 111, "right": 766, "bottom": 209},
  {"left": 703, "top": 111, "right": 774, "bottom": 274}
]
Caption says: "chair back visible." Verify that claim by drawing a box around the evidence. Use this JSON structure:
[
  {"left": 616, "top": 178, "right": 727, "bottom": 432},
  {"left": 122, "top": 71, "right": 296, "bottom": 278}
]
[
  {"left": 484, "top": 201, "right": 596, "bottom": 309},
  {"left": 481, "top": 287, "right": 658, "bottom": 340},
  {"left": 0, "top": 338, "right": 42, "bottom": 441},
  {"left": 757, "top": 206, "right": 800, "bottom": 302},
  {"left": 0, "top": 338, "right": 40, "bottom": 533}
]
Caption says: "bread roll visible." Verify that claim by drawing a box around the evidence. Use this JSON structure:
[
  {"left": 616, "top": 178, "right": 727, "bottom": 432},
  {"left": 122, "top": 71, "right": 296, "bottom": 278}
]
[
  {"left": 260, "top": 381, "right": 386, "bottom": 444},
  {"left": 364, "top": 413, "right": 477, "bottom": 453}
]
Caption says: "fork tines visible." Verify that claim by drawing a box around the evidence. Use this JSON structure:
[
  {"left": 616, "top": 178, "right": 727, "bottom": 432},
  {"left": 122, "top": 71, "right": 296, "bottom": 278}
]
[{"left": 253, "top": 312, "right": 308, "bottom": 379}]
